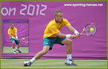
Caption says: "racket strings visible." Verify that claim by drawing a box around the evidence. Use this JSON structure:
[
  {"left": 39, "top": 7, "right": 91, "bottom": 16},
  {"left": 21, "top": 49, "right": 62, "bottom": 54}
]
[{"left": 82, "top": 23, "right": 96, "bottom": 36}]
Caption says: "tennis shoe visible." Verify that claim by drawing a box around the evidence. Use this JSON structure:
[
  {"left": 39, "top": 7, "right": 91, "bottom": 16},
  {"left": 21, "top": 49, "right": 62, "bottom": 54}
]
[
  {"left": 24, "top": 61, "right": 31, "bottom": 66},
  {"left": 65, "top": 59, "right": 77, "bottom": 66}
]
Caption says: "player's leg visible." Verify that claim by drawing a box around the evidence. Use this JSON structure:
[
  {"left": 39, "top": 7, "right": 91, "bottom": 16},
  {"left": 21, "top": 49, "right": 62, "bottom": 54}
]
[
  {"left": 16, "top": 44, "right": 22, "bottom": 53},
  {"left": 15, "top": 40, "right": 22, "bottom": 53},
  {"left": 61, "top": 39, "right": 77, "bottom": 66},
  {"left": 61, "top": 39, "right": 72, "bottom": 55},
  {"left": 12, "top": 41, "right": 16, "bottom": 54},
  {"left": 24, "top": 37, "right": 55, "bottom": 66},
  {"left": 55, "top": 37, "right": 72, "bottom": 59},
  {"left": 34, "top": 46, "right": 50, "bottom": 60},
  {"left": 10, "top": 38, "right": 16, "bottom": 54},
  {"left": 31, "top": 37, "right": 54, "bottom": 61},
  {"left": 17, "top": 44, "right": 20, "bottom": 49},
  {"left": 24, "top": 46, "right": 50, "bottom": 66}
]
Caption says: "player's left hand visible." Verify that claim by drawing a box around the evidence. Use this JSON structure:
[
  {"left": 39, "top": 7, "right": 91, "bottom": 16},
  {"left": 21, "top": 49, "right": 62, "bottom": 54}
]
[{"left": 72, "top": 33, "right": 80, "bottom": 39}]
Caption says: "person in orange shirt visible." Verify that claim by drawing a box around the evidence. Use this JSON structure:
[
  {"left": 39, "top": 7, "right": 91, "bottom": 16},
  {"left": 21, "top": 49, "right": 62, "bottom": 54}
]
[
  {"left": 8, "top": 23, "right": 22, "bottom": 54},
  {"left": 24, "top": 10, "right": 80, "bottom": 66}
]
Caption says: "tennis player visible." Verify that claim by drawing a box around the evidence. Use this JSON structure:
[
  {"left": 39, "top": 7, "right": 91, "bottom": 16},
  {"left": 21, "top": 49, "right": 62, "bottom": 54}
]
[
  {"left": 24, "top": 10, "right": 80, "bottom": 66},
  {"left": 8, "top": 23, "right": 22, "bottom": 54}
]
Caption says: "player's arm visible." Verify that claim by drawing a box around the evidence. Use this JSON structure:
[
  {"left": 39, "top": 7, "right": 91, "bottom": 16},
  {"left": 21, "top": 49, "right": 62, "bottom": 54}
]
[
  {"left": 50, "top": 23, "right": 79, "bottom": 39},
  {"left": 8, "top": 34, "right": 15, "bottom": 39},
  {"left": 15, "top": 32, "right": 18, "bottom": 40},
  {"left": 67, "top": 25, "right": 80, "bottom": 38},
  {"left": 64, "top": 19, "right": 80, "bottom": 37},
  {"left": 15, "top": 28, "right": 18, "bottom": 40},
  {"left": 67, "top": 25, "right": 79, "bottom": 34},
  {"left": 56, "top": 32, "right": 79, "bottom": 39}
]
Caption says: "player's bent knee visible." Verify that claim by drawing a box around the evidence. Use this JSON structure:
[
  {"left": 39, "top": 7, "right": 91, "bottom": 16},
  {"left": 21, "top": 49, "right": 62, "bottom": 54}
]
[
  {"left": 67, "top": 39, "right": 72, "bottom": 44},
  {"left": 12, "top": 41, "right": 15, "bottom": 44},
  {"left": 67, "top": 40, "right": 72, "bottom": 44},
  {"left": 62, "top": 39, "right": 72, "bottom": 45}
]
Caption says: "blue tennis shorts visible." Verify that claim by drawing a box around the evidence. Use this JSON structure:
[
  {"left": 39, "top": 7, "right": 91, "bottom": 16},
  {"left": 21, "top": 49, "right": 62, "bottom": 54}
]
[
  {"left": 10, "top": 38, "right": 20, "bottom": 45},
  {"left": 43, "top": 36, "right": 65, "bottom": 50}
]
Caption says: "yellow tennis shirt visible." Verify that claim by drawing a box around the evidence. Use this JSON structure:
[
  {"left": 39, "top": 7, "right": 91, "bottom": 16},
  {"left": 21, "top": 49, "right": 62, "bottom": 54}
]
[
  {"left": 8, "top": 27, "right": 17, "bottom": 38},
  {"left": 43, "top": 18, "right": 71, "bottom": 39}
]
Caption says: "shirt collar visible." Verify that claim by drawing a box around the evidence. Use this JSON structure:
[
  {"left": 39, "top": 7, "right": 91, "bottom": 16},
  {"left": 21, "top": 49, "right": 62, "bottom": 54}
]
[
  {"left": 55, "top": 19, "right": 61, "bottom": 23},
  {"left": 10, "top": 27, "right": 15, "bottom": 30}
]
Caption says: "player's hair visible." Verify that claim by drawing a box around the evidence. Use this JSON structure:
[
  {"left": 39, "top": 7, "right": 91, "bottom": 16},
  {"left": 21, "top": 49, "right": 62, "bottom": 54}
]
[{"left": 54, "top": 10, "right": 62, "bottom": 16}]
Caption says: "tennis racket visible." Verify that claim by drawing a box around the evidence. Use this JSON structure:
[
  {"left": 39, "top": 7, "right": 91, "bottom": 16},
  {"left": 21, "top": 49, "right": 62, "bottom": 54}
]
[{"left": 80, "top": 23, "right": 97, "bottom": 36}]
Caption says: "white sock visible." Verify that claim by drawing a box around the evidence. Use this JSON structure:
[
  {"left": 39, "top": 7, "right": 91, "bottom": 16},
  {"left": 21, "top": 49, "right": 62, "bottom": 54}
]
[
  {"left": 13, "top": 49, "right": 16, "bottom": 51},
  {"left": 67, "top": 54, "right": 72, "bottom": 60},
  {"left": 30, "top": 57, "right": 36, "bottom": 63}
]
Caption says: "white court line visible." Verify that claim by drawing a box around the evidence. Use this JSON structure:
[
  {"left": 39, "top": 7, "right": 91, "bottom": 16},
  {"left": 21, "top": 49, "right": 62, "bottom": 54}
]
[
  {"left": 1, "top": 66, "right": 107, "bottom": 68},
  {"left": 1, "top": 61, "right": 63, "bottom": 65},
  {"left": 1, "top": 61, "right": 107, "bottom": 65},
  {"left": 1, "top": 60, "right": 107, "bottom": 64},
  {"left": 1, "top": 61, "right": 107, "bottom": 68}
]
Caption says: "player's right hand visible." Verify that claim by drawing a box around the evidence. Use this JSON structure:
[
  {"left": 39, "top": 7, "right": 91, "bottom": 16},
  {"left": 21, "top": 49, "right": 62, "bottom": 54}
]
[{"left": 76, "top": 33, "right": 81, "bottom": 37}]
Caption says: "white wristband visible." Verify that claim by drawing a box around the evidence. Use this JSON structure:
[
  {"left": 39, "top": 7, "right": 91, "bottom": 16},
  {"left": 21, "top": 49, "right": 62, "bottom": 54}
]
[
  {"left": 12, "top": 36, "right": 15, "bottom": 39},
  {"left": 66, "top": 34, "right": 71, "bottom": 38},
  {"left": 16, "top": 36, "right": 18, "bottom": 39},
  {"left": 74, "top": 30, "right": 79, "bottom": 35}
]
